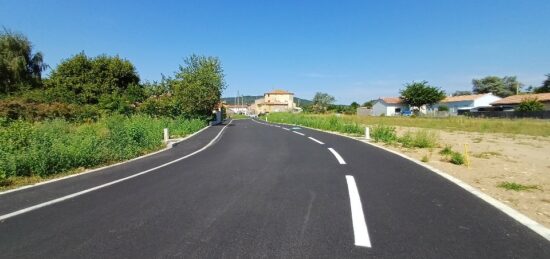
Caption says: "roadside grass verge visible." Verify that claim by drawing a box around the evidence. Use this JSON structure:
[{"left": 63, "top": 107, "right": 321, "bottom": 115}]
[
  {"left": 0, "top": 114, "right": 206, "bottom": 189},
  {"left": 229, "top": 114, "right": 249, "bottom": 119},
  {"left": 265, "top": 112, "right": 550, "bottom": 137},
  {"left": 497, "top": 182, "right": 540, "bottom": 192},
  {"left": 264, "top": 113, "right": 363, "bottom": 135}
]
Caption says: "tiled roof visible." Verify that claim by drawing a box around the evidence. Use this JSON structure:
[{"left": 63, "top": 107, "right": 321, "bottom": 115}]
[
  {"left": 258, "top": 102, "right": 288, "bottom": 106},
  {"left": 380, "top": 97, "right": 403, "bottom": 104},
  {"left": 441, "top": 93, "right": 488, "bottom": 103},
  {"left": 491, "top": 93, "right": 550, "bottom": 105},
  {"left": 267, "top": 89, "right": 293, "bottom": 94}
]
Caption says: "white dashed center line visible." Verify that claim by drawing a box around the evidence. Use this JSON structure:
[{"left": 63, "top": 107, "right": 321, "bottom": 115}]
[
  {"left": 293, "top": 131, "right": 305, "bottom": 136},
  {"left": 328, "top": 148, "right": 346, "bottom": 164},
  {"left": 308, "top": 137, "right": 325, "bottom": 145},
  {"left": 345, "top": 175, "right": 372, "bottom": 248}
]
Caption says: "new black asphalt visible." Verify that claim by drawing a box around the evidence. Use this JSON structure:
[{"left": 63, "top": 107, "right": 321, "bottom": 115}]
[{"left": 0, "top": 119, "right": 548, "bottom": 258}]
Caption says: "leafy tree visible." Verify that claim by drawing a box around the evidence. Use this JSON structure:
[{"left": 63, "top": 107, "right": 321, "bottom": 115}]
[
  {"left": 171, "top": 54, "right": 225, "bottom": 117},
  {"left": 437, "top": 105, "right": 449, "bottom": 112},
  {"left": 452, "top": 90, "right": 472, "bottom": 96},
  {"left": 534, "top": 74, "right": 550, "bottom": 93},
  {"left": 0, "top": 29, "right": 47, "bottom": 95},
  {"left": 472, "top": 76, "right": 522, "bottom": 97},
  {"left": 362, "top": 100, "right": 375, "bottom": 108},
  {"left": 517, "top": 97, "right": 544, "bottom": 112},
  {"left": 47, "top": 52, "right": 140, "bottom": 104},
  {"left": 312, "top": 92, "right": 335, "bottom": 113},
  {"left": 350, "top": 101, "right": 359, "bottom": 110},
  {"left": 399, "top": 81, "right": 445, "bottom": 109}
]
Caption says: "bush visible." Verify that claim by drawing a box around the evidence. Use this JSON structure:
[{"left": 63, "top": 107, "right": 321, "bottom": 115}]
[
  {"left": 439, "top": 145, "right": 454, "bottom": 156},
  {"left": 438, "top": 105, "right": 449, "bottom": 112},
  {"left": 398, "top": 130, "right": 438, "bottom": 148},
  {"left": 517, "top": 97, "right": 544, "bottom": 112},
  {"left": 0, "top": 115, "right": 206, "bottom": 182},
  {"left": 371, "top": 125, "right": 397, "bottom": 143},
  {"left": 450, "top": 152, "right": 465, "bottom": 165},
  {"left": 0, "top": 99, "right": 101, "bottom": 122}
]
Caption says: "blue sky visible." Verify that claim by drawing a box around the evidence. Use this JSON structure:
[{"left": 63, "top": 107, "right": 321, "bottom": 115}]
[{"left": 1, "top": 0, "right": 549, "bottom": 104}]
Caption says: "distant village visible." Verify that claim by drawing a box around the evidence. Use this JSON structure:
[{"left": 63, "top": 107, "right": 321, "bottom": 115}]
[{"left": 224, "top": 89, "right": 550, "bottom": 118}]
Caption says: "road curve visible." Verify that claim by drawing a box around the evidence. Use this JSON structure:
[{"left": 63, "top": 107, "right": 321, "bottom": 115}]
[{"left": 0, "top": 119, "right": 549, "bottom": 258}]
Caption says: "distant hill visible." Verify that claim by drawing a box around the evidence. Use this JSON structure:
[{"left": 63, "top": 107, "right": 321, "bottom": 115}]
[{"left": 222, "top": 95, "right": 312, "bottom": 107}]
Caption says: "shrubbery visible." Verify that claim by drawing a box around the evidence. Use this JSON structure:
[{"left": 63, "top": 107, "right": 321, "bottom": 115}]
[{"left": 0, "top": 115, "right": 206, "bottom": 180}]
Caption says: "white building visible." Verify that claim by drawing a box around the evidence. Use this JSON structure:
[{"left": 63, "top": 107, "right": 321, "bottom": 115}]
[
  {"left": 430, "top": 93, "right": 501, "bottom": 115},
  {"left": 372, "top": 97, "right": 409, "bottom": 116}
]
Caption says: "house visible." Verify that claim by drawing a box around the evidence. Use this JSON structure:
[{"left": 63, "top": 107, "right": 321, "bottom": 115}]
[
  {"left": 491, "top": 93, "right": 550, "bottom": 111},
  {"left": 248, "top": 89, "right": 301, "bottom": 114},
  {"left": 371, "top": 97, "right": 428, "bottom": 116},
  {"left": 225, "top": 104, "right": 248, "bottom": 115},
  {"left": 430, "top": 93, "right": 501, "bottom": 115}
]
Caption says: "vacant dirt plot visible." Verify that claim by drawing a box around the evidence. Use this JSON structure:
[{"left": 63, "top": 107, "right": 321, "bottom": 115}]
[{"left": 379, "top": 127, "right": 550, "bottom": 228}]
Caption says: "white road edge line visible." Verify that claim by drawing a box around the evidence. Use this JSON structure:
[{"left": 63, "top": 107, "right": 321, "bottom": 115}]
[
  {"left": 292, "top": 131, "right": 305, "bottom": 136},
  {"left": 282, "top": 128, "right": 290, "bottom": 131},
  {"left": 0, "top": 120, "right": 233, "bottom": 222},
  {"left": 328, "top": 148, "right": 346, "bottom": 164},
  {"left": 308, "top": 137, "right": 325, "bottom": 145},
  {"left": 272, "top": 122, "right": 550, "bottom": 242},
  {"left": 346, "top": 175, "right": 372, "bottom": 248},
  {"left": 0, "top": 124, "right": 213, "bottom": 196}
]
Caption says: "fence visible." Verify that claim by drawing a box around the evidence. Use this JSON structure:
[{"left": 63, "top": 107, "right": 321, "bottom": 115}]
[{"left": 467, "top": 111, "right": 550, "bottom": 119}]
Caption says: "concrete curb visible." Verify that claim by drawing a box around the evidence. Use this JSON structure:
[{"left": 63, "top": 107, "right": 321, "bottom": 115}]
[
  {"left": 263, "top": 119, "right": 550, "bottom": 242},
  {"left": 0, "top": 124, "right": 212, "bottom": 196}
]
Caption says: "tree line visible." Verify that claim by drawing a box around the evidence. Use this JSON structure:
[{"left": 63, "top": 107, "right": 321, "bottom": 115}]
[
  {"left": 0, "top": 29, "right": 225, "bottom": 122},
  {"left": 306, "top": 73, "right": 550, "bottom": 114}
]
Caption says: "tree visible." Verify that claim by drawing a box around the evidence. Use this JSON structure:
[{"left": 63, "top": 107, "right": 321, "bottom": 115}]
[
  {"left": 472, "top": 76, "right": 522, "bottom": 97},
  {"left": 437, "top": 105, "right": 449, "bottom": 112},
  {"left": 350, "top": 101, "right": 359, "bottom": 110},
  {"left": 47, "top": 52, "right": 140, "bottom": 104},
  {"left": 311, "top": 92, "right": 335, "bottom": 113},
  {"left": 452, "top": 90, "right": 472, "bottom": 96},
  {"left": 0, "top": 29, "right": 47, "bottom": 95},
  {"left": 534, "top": 74, "right": 550, "bottom": 93},
  {"left": 517, "top": 97, "right": 544, "bottom": 112},
  {"left": 362, "top": 100, "right": 375, "bottom": 108},
  {"left": 171, "top": 54, "right": 225, "bottom": 117},
  {"left": 399, "top": 81, "right": 445, "bottom": 109}
]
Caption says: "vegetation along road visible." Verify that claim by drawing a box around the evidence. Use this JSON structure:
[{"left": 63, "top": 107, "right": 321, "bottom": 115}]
[{"left": 0, "top": 119, "right": 549, "bottom": 258}]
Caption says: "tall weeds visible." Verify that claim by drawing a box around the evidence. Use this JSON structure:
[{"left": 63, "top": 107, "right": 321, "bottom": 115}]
[{"left": 0, "top": 114, "right": 206, "bottom": 181}]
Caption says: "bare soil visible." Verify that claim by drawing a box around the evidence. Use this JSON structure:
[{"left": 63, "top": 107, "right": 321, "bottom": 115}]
[{"left": 379, "top": 127, "right": 550, "bottom": 228}]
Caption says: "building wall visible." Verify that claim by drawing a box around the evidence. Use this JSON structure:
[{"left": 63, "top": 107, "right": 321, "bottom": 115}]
[
  {"left": 473, "top": 94, "right": 501, "bottom": 108},
  {"left": 264, "top": 93, "right": 294, "bottom": 109},
  {"left": 372, "top": 101, "right": 407, "bottom": 116},
  {"left": 250, "top": 92, "right": 297, "bottom": 114}
]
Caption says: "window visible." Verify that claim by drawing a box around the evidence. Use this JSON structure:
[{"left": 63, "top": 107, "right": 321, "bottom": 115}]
[{"left": 395, "top": 108, "right": 402, "bottom": 113}]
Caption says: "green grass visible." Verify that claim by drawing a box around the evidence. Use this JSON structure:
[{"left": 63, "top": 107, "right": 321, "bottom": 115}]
[
  {"left": 371, "top": 125, "right": 398, "bottom": 143},
  {"left": 399, "top": 130, "right": 439, "bottom": 148},
  {"left": 0, "top": 114, "right": 206, "bottom": 188},
  {"left": 438, "top": 145, "right": 465, "bottom": 165},
  {"left": 263, "top": 113, "right": 550, "bottom": 137},
  {"left": 449, "top": 152, "right": 465, "bottom": 165},
  {"left": 262, "top": 113, "right": 363, "bottom": 135},
  {"left": 439, "top": 145, "right": 454, "bottom": 156},
  {"left": 229, "top": 113, "right": 249, "bottom": 119},
  {"left": 497, "top": 182, "right": 540, "bottom": 192}
]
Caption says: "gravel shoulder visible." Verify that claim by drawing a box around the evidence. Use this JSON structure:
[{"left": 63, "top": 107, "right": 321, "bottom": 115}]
[{"left": 379, "top": 127, "right": 550, "bottom": 228}]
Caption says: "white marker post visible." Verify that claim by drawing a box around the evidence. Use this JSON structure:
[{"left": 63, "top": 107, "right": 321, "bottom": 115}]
[
  {"left": 365, "top": 127, "right": 370, "bottom": 140},
  {"left": 163, "top": 128, "right": 169, "bottom": 143}
]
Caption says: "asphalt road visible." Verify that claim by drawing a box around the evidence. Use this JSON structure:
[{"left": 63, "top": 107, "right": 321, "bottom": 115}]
[{"left": 0, "top": 119, "right": 549, "bottom": 258}]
